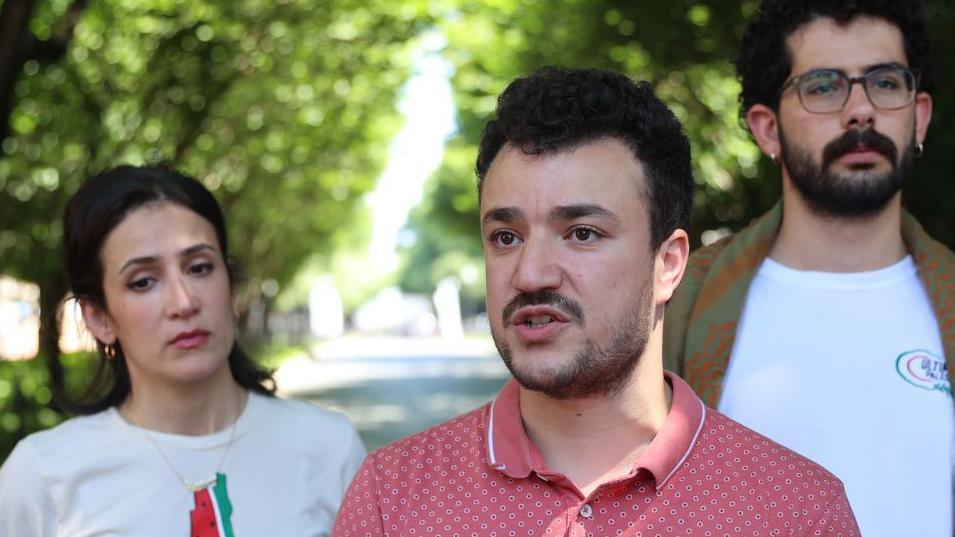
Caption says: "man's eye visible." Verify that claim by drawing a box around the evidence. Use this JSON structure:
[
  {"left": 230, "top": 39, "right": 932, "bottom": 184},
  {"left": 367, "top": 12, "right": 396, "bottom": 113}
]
[
  {"left": 870, "top": 75, "right": 901, "bottom": 91},
  {"left": 491, "top": 231, "right": 520, "bottom": 247},
  {"left": 801, "top": 71, "right": 843, "bottom": 96},
  {"left": 570, "top": 227, "right": 600, "bottom": 243},
  {"left": 806, "top": 81, "right": 837, "bottom": 95}
]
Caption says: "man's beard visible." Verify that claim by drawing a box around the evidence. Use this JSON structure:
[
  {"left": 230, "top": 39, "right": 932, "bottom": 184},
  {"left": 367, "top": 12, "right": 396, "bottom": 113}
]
[
  {"left": 780, "top": 126, "right": 915, "bottom": 219},
  {"left": 491, "top": 279, "right": 654, "bottom": 401}
]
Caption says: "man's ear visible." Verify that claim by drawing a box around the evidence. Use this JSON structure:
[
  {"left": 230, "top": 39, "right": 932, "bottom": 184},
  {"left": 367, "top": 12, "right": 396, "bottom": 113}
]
[
  {"left": 80, "top": 300, "right": 117, "bottom": 346},
  {"left": 654, "top": 229, "right": 690, "bottom": 305},
  {"left": 914, "top": 91, "right": 932, "bottom": 146},
  {"left": 747, "top": 103, "right": 781, "bottom": 163}
]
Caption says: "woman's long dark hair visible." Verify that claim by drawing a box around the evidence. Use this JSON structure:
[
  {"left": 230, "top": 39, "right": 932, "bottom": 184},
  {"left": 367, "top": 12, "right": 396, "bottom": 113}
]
[{"left": 62, "top": 165, "right": 274, "bottom": 414}]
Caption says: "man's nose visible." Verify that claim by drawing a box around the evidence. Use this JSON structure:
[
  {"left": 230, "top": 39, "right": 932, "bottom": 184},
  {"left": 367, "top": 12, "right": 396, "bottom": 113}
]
[
  {"left": 841, "top": 80, "right": 876, "bottom": 130},
  {"left": 511, "top": 236, "right": 562, "bottom": 293}
]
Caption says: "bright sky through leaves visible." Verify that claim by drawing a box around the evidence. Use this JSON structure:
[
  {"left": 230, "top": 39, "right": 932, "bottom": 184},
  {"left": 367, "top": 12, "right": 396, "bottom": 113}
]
[{"left": 368, "top": 32, "right": 455, "bottom": 272}]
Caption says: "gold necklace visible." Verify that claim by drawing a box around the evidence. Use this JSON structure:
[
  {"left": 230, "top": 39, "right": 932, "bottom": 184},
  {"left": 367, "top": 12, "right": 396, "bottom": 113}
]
[{"left": 120, "top": 401, "right": 241, "bottom": 492}]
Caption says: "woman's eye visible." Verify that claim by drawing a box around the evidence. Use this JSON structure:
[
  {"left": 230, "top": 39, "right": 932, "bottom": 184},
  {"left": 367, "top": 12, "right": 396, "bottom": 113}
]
[
  {"left": 127, "top": 277, "right": 154, "bottom": 291},
  {"left": 188, "top": 262, "right": 213, "bottom": 276}
]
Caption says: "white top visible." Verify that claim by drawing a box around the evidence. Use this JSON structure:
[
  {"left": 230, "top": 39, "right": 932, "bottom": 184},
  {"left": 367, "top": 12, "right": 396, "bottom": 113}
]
[
  {"left": 0, "top": 392, "right": 366, "bottom": 537},
  {"left": 720, "top": 256, "right": 953, "bottom": 537}
]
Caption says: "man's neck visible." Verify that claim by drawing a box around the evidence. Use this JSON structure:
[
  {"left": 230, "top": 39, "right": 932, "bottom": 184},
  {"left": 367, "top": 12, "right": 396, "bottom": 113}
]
[
  {"left": 771, "top": 181, "right": 907, "bottom": 272},
  {"left": 518, "top": 350, "right": 671, "bottom": 498}
]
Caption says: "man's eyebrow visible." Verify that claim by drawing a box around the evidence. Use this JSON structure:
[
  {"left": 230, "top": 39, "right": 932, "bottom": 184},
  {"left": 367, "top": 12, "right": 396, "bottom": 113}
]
[
  {"left": 549, "top": 204, "right": 618, "bottom": 223},
  {"left": 482, "top": 207, "right": 524, "bottom": 227},
  {"left": 865, "top": 62, "right": 908, "bottom": 74},
  {"left": 118, "top": 243, "right": 217, "bottom": 274}
]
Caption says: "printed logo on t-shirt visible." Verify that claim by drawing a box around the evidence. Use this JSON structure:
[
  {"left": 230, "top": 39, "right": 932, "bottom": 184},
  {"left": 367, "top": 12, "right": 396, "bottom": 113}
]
[{"left": 895, "top": 350, "right": 951, "bottom": 396}]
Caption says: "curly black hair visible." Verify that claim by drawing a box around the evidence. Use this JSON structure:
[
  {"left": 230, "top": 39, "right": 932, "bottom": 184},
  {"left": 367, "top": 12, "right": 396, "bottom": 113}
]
[
  {"left": 737, "top": 0, "right": 935, "bottom": 123},
  {"left": 475, "top": 66, "right": 694, "bottom": 251}
]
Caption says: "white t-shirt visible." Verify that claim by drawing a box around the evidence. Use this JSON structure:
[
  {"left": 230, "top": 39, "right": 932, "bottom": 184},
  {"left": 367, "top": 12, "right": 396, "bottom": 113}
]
[
  {"left": 0, "top": 392, "right": 366, "bottom": 537},
  {"left": 719, "top": 256, "right": 953, "bottom": 537}
]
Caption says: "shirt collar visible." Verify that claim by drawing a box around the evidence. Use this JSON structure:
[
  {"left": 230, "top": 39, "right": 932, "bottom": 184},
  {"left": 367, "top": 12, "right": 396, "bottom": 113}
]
[
  {"left": 485, "top": 372, "right": 706, "bottom": 488},
  {"left": 637, "top": 372, "right": 706, "bottom": 487},
  {"left": 486, "top": 378, "right": 537, "bottom": 478}
]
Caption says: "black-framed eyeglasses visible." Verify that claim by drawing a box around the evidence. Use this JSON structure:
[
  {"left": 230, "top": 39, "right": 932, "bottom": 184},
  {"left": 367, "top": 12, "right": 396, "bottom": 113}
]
[{"left": 780, "top": 65, "right": 920, "bottom": 114}]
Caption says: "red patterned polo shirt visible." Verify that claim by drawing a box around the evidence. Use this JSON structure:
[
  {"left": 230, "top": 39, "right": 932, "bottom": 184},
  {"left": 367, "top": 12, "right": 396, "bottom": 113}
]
[{"left": 333, "top": 372, "right": 859, "bottom": 537}]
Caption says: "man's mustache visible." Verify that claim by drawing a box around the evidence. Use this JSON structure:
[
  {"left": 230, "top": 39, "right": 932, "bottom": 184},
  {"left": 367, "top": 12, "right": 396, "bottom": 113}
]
[
  {"left": 821, "top": 128, "right": 897, "bottom": 169},
  {"left": 501, "top": 290, "right": 584, "bottom": 326}
]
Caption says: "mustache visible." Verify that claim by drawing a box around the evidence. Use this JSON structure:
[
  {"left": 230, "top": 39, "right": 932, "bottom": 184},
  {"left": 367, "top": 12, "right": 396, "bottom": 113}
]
[
  {"left": 821, "top": 128, "right": 897, "bottom": 169},
  {"left": 501, "top": 290, "right": 584, "bottom": 326}
]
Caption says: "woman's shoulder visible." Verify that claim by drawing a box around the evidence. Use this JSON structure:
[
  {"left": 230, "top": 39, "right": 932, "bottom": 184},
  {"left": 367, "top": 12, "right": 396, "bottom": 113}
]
[
  {"left": 249, "top": 392, "right": 356, "bottom": 434},
  {"left": 2, "top": 410, "right": 118, "bottom": 480},
  {"left": 17, "top": 410, "right": 116, "bottom": 455},
  {"left": 244, "top": 393, "right": 365, "bottom": 464}
]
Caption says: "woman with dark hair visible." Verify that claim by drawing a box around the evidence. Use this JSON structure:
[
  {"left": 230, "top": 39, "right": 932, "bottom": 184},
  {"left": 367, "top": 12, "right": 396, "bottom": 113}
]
[{"left": 0, "top": 165, "right": 365, "bottom": 536}]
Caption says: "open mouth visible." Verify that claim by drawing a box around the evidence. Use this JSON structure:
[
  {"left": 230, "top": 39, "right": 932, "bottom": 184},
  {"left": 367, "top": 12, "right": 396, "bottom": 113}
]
[
  {"left": 512, "top": 306, "right": 570, "bottom": 327},
  {"left": 509, "top": 307, "right": 572, "bottom": 343},
  {"left": 523, "top": 314, "right": 555, "bottom": 328}
]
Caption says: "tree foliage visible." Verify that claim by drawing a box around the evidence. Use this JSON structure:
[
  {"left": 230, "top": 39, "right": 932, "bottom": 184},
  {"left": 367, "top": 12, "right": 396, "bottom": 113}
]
[
  {"left": 2, "top": 0, "right": 434, "bottom": 295},
  {"left": 402, "top": 0, "right": 955, "bottom": 294},
  {"left": 0, "top": 0, "right": 436, "bottom": 458}
]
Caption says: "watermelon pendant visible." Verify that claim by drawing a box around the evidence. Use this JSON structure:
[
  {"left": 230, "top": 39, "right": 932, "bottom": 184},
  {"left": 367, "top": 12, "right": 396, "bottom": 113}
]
[{"left": 189, "top": 473, "right": 235, "bottom": 537}]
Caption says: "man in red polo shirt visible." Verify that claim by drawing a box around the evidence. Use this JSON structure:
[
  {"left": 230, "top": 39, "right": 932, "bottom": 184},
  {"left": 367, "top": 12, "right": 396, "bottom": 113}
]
[{"left": 333, "top": 67, "right": 860, "bottom": 537}]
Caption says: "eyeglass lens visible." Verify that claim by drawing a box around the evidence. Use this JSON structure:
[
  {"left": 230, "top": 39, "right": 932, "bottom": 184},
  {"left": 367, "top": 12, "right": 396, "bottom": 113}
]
[{"left": 796, "top": 67, "right": 915, "bottom": 113}]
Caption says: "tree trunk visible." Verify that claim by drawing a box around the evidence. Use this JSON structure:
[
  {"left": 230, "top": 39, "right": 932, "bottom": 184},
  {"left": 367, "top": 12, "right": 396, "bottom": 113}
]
[
  {"left": 0, "top": 0, "right": 87, "bottom": 146},
  {"left": 38, "top": 274, "right": 67, "bottom": 411},
  {"left": 0, "top": 0, "right": 38, "bottom": 144}
]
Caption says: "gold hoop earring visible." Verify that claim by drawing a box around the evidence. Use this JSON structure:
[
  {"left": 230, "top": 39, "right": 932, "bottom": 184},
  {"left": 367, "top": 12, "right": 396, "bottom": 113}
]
[
  {"left": 104, "top": 344, "right": 116, "bottom": 361},
  {"left": 916, "top": 143, "right": 924, "bottom": 158},
  {"left": 770, "top": 152, "right": 779, "bottom": 166}
]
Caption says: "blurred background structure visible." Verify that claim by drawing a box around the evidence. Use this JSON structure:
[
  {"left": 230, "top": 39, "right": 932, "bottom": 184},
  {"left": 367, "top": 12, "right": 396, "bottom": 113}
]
[{"left": 1, "top": 0, "right": 953, "bottom": 458}]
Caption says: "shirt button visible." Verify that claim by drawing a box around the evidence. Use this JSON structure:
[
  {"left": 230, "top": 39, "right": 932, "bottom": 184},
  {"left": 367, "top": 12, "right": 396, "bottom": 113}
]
[{"left": 580, "top": 503, "right": 593, "bottom": 518}]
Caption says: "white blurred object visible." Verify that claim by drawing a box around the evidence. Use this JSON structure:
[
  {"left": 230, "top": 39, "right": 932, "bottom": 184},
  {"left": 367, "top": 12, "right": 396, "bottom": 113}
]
[
  {"left": 309, "top": 276, "right": 345, "bottom": 339},
  {"left": 433, "top": 277, "right": 463, "bottom": 338},
  {"left": 59, "top": 298, "right": 96, "bottom": 354},
  {"left": 0, "top": 276, "right": 40, "bottom": 360},
  {"left": 352, "top": 287, "right": 436, "bottom": 336}
]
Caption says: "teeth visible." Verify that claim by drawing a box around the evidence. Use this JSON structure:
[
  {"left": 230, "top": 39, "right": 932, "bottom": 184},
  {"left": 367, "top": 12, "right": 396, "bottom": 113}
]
[{"left": 524, "top": 315, "right": 553, "bottom": 327}]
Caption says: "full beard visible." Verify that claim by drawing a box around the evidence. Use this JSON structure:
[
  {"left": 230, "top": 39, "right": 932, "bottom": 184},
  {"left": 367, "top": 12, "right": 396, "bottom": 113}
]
[
  {"left": 492, "top": 280, "right": 654, "bottom": 401},
  {"left": 780, "top": 126, "right": 915, "bottom": 219}
]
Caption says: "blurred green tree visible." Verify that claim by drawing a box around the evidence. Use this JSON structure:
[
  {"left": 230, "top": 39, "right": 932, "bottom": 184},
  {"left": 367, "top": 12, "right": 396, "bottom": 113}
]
[
  {"left": 0, "top": 0, "right": 435, "bottom": 453},
  {"left": 402, "top": 0, "right": 955, "bottom": 295}
]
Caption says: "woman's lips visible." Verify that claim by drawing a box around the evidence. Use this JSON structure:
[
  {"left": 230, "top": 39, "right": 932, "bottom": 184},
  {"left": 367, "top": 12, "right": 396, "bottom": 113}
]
[{"left": 169, "top": 330, "right": 210, "bottom": 349}]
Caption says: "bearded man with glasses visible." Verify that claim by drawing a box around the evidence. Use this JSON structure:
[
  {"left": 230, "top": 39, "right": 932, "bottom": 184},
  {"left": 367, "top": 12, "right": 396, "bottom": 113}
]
[{"left": 663, "top": 1, "right": 953, "bottom": 536}]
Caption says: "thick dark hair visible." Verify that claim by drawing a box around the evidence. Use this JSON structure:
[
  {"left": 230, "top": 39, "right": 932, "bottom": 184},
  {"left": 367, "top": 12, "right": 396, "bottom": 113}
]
[
  {"left": 476, "top": 66, "right": 694, "bottom": 251},
  {"left": 62, "top": 165, "right": 274, "bottom": 414},
  {"left": 737, "top": 0, "right": 935, "bottom": 123}
]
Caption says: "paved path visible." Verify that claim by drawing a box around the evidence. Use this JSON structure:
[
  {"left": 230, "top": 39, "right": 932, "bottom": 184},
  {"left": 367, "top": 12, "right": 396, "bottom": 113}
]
[{"left": 275, "top": 336, "right": 509, "bottom": 451}]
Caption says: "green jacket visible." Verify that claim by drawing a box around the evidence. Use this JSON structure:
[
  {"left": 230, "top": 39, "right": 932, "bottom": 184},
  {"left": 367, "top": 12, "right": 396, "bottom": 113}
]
[{"left": 663, "top": 203, "right": 955, "bottom": 407}]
